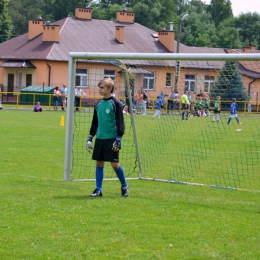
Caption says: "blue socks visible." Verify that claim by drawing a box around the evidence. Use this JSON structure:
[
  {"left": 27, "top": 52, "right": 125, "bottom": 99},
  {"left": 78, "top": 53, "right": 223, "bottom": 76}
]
[
  {"left": 96, "top": 166, "right": 104, "bottom": 191},
  {"left": 96, "top": 165, "right": 127, "bottom": 191},
  {"left": 115, "top": 166, "right": 127, "bottom": 187}
]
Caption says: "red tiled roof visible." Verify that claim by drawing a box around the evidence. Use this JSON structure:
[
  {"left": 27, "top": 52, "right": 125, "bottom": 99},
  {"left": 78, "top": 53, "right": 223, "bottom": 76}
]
[{"left": 0, "top": 17, "right": 226, "bottom": 62}]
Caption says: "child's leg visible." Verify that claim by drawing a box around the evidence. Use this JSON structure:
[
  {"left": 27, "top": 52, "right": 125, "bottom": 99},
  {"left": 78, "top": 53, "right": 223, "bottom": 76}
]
[
  {"left": 227, "top": 116, "right": 232, "bottom": 124},
  {"left": 95, "top": 163, "right": 104, "bottom": 191},
  {"left": 111, "top": 163, "right": 127, "bottom": 187},
  {"left": 235, "top": 116, "right": 241, "bottom": 124}
]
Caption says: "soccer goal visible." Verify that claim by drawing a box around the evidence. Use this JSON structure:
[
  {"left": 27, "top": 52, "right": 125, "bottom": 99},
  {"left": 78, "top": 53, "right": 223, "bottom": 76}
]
[{"left": 64, "top": 52, "right": 260, "bottom": 192}]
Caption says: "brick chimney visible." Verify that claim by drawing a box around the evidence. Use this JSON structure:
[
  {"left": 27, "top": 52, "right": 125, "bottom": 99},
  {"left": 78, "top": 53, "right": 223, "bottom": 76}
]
[
  {"left": 116, "top": 9, "right": 134, "bottom": 23},
  {"left": 28, "top": 19, "right": 47, "bottom": 40},
  {"left": 158, "top": 30, "right": 175, "bottom": 52},
  {"left": 242, "top": 45, "right": 256, "bottom": 53},
  {"left": 75, "top": 7, "right": 92, "bottom": 20},
  {"left": 115, "top": 26, "right": 125, "bottom": 44},
  {"left": 42, "top": 24, "right": 60, "bottom": 42}
]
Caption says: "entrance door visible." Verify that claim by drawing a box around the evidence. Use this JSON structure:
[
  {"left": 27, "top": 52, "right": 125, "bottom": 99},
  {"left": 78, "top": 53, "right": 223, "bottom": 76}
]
[
  {"left": 7, "top": 74, "right": 14, "bottom": 97},
  {"left": 26, "top": 74, "right": 32, "bottom": 87}
]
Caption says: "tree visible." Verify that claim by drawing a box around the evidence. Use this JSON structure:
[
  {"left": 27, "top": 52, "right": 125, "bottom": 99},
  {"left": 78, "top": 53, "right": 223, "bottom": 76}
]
[
  {"left": 211, "top": 61, "right": 249, "bottom": 105},
  {"left": 180, "top": 11, "right": 218, "bottom": 47},
  {"left": 207, "top": 0, "right": 233, "bottom": 27},
  {"left": 216, "top": 18, "right": 242, "bottom": 48},
  {"left": 235, "top": 12, "right": 260, "bottom": 48},
  {"left": 0, "top": 0, "right": 12, "bottom": 42}
]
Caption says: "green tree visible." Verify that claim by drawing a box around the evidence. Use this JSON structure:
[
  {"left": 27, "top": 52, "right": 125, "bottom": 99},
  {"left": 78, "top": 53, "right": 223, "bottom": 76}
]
[
  {"left": 211, "top": 61, "right": 249, "bottom": 103},
  {"left": 8, "top": 0, "right": 54, "bottom": 36},
  {"left": 216, "top": 18, "right": 242, "bottom": 48},
  {"left": 235, "top": 12, "right": 260, "bottom": 48},
  {"left": 207, "top": 0, "right": 233, "bottom": 27},
  {"left": 0, "top": 0, "right": 12, "bottom": 42},
  {"left": 180, "top": 11, "right": 218, "bottom": 47}
]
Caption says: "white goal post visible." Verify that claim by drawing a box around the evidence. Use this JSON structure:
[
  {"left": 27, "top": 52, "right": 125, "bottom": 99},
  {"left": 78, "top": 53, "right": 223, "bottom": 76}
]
[{"left": 64, "top": 52, "right": 260, "bottom": 192}]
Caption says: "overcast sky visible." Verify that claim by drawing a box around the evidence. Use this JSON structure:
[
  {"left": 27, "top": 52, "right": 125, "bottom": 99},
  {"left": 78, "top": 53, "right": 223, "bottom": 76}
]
[{"left": 203, "top": 0, "right": 260, "bottom": 17}]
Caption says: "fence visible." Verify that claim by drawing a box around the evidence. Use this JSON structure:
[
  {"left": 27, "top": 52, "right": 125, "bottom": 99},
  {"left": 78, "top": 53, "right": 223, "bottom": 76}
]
[{"left": 0, "top": 91, "right": 259, "bottom": 114}]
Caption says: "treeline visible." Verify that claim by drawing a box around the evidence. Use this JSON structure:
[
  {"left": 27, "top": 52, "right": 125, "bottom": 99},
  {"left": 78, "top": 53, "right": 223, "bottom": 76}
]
[{"left": 0, "top": 0, "right": 260, "bottom": 49}]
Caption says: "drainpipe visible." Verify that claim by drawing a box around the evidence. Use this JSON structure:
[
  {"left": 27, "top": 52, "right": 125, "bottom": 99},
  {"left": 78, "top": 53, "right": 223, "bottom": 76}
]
[
  {"left": 248, "top": 78, "right": 257, "bottom": 97},
  {"left": 46, "top": 61, "right": 51, "bottom": 86}
]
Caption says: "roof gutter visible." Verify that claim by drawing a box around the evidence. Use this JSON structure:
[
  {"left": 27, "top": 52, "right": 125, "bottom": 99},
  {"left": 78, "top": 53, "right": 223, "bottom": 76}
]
[
  {"left": 46, "top": 61, "right": 51, "bottom": 86},
  {"left": 248, "top": 78, "right": 257, "bottom": 96}
]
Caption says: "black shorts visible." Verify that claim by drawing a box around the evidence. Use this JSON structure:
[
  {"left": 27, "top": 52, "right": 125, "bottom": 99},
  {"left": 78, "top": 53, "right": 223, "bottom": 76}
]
[
  {"left": 92, "top": 138, "right": 119, "bottom": 162},
  {"left": 182, "top": 104, "right": 188, "bottom": 110},
  {"left": 214, "top": 110, "right": 221, "bottom": 114}
]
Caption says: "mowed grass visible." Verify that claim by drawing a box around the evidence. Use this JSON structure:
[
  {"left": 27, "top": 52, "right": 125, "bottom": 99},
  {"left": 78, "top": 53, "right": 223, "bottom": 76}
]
[{"left": 1, "top": 110, "right": 260, "bottom": 259}]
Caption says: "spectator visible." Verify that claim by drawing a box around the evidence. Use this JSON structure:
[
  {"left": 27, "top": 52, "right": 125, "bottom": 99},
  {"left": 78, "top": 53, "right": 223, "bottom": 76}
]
[
  {"left": 247, "top": 101, "right": 252, "bottom": 113},
  {"left": 53, "top": 86, "right": 61, "bottom": 111},
  {"left": 159, "top": 90, "right": 166, "bottom": 114},
  {"left": 0, "top": 88, "right": 3, "bottom": 109},
  {"left": 123, "top": 104, "right": 130, "bottom": 115},
  {"left": 173, "top": 91, "right": 180, "bottom": 110},
  {"left": 142, "top": 90, "right": 148, "bottom": 115},
  {"left": 135, "top": 90, "right": 143, "bottom": 114},
  {"left": 34, "top": 102, "right": 43, "bottom": 112},
  {"left": 60, "top": 84, "right": 67, "bottom": 111},
  {"left": 75, "top": 86, "right": 86, "bottom": 112},
  {"left": 168, "top": 91, "right": 174, "bottom": 114}
]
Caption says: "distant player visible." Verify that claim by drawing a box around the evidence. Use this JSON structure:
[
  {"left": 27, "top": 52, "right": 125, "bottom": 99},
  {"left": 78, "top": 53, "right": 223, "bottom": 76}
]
[
  {"left": 181, "top": 91, "right": 189, "bottom": 120},
  {"left": 227, "top": 98, "right": 242, "bottom": 125},
  {"left": 212, "top": 96, "right": 221, "bottom": 122},
  {"left": 153, "top": 95, "right": 162, "bottom": 118}
]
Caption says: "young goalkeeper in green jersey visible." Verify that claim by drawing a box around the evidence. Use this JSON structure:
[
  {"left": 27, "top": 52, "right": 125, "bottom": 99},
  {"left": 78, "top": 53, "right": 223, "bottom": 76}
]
[{"left": 86, "top": 78, "right": 129, "bottom": 197}]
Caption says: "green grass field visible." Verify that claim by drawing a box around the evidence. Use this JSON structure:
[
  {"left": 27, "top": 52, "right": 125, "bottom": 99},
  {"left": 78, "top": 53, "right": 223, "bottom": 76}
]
[{"left": 1, "top": 110, "right": 260, "bottom": 259}]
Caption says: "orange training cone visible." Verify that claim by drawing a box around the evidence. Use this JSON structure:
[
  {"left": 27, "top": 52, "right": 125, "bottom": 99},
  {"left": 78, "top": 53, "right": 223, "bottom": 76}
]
[{"left": 60, "top": 115, "right": 65, "bottom": 127}]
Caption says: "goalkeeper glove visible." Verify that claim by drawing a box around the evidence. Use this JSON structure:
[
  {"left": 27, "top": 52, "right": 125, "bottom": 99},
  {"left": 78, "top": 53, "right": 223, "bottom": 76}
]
[
  {"left": 112, "top": 137, "right": 121, "bottom": 151},
  {"left": 86, "top": 136, "right": 93, "bottom": 153}
]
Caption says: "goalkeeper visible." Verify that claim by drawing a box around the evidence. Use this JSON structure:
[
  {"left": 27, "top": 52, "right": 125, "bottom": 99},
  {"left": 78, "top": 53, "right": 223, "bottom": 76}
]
[{"left": 86, "top": 78, "right": 129, "bottom": 197}]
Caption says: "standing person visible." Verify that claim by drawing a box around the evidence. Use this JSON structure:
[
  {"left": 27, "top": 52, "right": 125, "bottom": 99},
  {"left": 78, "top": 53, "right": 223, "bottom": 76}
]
[
  {"left": 33, "top": 101, "right": 42, "bottom": 112},
  {"left": 168, "top": 90, "right": 174, "bottom": 114},
  {"left": 75, "top": 86, "right": 86, "bottom": 111},
  {"left": 142, "top": 90, "right": 148, "bottom": 115},
  {"left": 227, "top": 98, "right": 242, "bottom": 125},
  {"left": 181, "top": 91, "right": 189, "bottom": 120},
  {"left": 247, "top": 101, "right": 252, "bottom": 114},
  {"left": 135, "top": 90, "right": 143, "bottom": 114},
  {"left": 53, "top": 86, "right": 61, "bottom": 111},
  {"left": 153, "top": 95, "right": 162, "bottom": 119},
  {"left": 60, "top": 84, "right": 67, "bottom": 111},
  {"left": 0, "top": 87, "right": 3, "bottom": 109},
  {"left": 173, "top": 91, "right": 180, "bottom": 110},
  {"left": 187, "top": 91, "right": 192, "bottom": 108},
  {"left": 86, "top": 78, "right": 129, "bottom": 197},
  {"left": 159, "top": 90, "right": 166, "bottom": 114},
  {"left": 204, "top": 94, "right": 210, "bottom": 116},
  {"left": 212, "top": 96, "right": 221, "bottom": 122}
]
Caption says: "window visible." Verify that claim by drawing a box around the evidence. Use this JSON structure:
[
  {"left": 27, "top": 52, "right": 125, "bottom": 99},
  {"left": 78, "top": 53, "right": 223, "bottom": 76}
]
[
  {"left": 185, "top": 74, "right": 195, "bottom": 92},
  {"left": 75, "top": 68, "right": 87, "bottom": 88},
  {"left": 166, "top": 73, "right": 172, "bottom": 88},
  {"left": 204, "top": 75, "right": 215, "bottom": 93},
  {"left": 104, "top": 70, "right": 116, "bottom": 81},
  {"left": 143, "top": 72, "right": 155, "bottom": 90},
  {"left": 17, "top": 72, "right": 22, "bottom": 89}
]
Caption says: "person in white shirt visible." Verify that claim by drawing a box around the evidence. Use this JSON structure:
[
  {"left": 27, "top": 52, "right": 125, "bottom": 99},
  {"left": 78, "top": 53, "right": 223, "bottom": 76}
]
[{"left": 75, "top": 86, "right": 86, "bottom": 111}]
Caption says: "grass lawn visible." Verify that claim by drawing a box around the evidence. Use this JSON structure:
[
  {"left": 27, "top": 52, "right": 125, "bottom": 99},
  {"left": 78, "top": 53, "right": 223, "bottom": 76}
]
[{"left": 1, "top": 109, "right": 260, "bottom": 259}]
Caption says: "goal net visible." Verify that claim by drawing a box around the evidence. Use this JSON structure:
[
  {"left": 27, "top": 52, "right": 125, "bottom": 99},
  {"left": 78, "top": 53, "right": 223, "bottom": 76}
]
[{"left": 64, "top": 53, "right": 260, "bottom": 192}]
